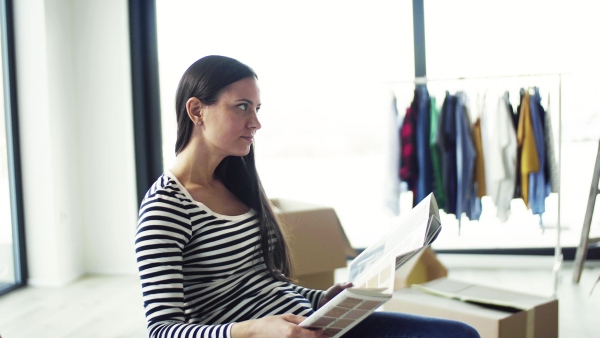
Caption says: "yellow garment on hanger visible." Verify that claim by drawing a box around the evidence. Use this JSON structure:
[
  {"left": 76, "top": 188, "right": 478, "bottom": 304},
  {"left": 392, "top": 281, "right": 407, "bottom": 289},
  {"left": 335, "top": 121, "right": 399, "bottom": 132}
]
[
  {"left": 472, "top": 118, "right": 486, "bottom": 197},
  {"left": 516, "top": 91, "right": 539, "bottom": 207}
]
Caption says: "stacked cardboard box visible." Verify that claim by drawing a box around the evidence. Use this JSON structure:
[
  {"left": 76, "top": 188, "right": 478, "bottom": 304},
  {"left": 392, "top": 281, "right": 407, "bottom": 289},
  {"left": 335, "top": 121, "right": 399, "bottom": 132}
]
[{"left": 271, "top": 198, "right": 356, "bottom": 290}]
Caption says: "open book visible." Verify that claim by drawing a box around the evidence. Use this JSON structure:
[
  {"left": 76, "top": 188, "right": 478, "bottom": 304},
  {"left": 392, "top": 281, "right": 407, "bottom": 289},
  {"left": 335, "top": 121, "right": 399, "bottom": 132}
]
[{"left": 299, "top": 193, "right": 441, "bottom": 337}]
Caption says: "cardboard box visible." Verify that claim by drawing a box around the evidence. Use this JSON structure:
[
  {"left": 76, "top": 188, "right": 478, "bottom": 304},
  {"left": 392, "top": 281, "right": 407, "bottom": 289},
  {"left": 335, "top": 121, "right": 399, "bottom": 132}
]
[
  {"left": 394, "top": 247, "right": 448, "bottom": 290},
  {"left": 271, "top": 199, "right": 356, "bottom": 290},
  {"left": 383, "top": 278, "right": 558, "bottom": 338}
]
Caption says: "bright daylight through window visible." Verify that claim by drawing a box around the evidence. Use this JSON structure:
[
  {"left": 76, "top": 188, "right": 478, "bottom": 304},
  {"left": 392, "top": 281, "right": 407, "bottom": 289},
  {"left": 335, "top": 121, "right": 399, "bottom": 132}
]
[{"left": 155, "top": 0, "right": 600, "bottom": 251}]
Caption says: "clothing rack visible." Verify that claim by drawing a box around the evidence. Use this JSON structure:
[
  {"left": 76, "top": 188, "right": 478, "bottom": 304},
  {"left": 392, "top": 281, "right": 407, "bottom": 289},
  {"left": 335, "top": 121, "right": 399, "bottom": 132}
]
[{"left": 390, "top": 73, "right": 565, "bottom": 296}]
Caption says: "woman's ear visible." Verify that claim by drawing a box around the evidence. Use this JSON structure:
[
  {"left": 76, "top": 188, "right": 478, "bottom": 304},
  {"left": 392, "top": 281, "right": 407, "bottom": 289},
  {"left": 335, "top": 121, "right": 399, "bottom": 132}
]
[{"left": 186, "top": 97, "right": 203, "bottom": 126}]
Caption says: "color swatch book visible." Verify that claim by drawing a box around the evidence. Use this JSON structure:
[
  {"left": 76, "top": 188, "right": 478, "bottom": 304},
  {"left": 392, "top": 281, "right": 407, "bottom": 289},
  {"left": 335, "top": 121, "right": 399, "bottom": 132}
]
[
  {"left": 299, "top": 287, "right": 391, "bottom": 337},
  {"left": 299, "top": 193, "right": 441, "bottom": 337}
]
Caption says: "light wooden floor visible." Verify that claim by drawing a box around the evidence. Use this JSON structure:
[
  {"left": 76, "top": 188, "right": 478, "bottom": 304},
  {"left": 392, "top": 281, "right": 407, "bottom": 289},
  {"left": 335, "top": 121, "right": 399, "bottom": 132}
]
[
  {"left": 0, "top": 274, "right": 148, "bottom": 338},
  {"left": 0, "top": 258, "right": 598, "bottom": 338}
]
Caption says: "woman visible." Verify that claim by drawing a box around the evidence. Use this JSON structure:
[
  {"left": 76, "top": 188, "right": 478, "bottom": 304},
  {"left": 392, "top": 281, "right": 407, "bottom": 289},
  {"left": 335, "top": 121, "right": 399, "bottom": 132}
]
[{"left": 135, "top": 55, "right": 480, "bottom": 338}]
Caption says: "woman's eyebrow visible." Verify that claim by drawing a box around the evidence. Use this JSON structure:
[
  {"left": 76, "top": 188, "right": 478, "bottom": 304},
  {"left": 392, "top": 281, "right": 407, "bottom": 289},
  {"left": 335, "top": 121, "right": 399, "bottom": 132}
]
[
  {"left": 234, "top": 98, "right": 254, "bottom": 104},
  {"left": 234, "top": 98, "right": 260, "bottom": 107}
]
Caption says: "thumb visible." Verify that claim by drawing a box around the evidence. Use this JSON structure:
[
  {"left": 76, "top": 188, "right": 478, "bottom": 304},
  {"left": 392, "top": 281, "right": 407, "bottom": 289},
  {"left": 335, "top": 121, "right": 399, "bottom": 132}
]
[{"left": 281, "top": 313, "right": 306, "bottom": 325}]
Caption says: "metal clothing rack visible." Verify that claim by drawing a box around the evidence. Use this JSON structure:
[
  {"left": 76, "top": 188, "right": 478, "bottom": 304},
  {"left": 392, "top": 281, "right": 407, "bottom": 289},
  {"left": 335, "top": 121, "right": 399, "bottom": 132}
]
[{"left": 389, "top": 73, "right": 565, "bottom": 296}]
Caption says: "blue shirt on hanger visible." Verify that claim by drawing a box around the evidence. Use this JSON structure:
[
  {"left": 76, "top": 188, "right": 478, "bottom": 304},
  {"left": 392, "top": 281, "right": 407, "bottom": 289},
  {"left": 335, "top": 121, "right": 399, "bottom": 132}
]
[
  {"left": 415, "top": 85, "right": 433, "bottom": 204},
  {"left": 528, "top": 87, "right": 550, "bottom": 218}
]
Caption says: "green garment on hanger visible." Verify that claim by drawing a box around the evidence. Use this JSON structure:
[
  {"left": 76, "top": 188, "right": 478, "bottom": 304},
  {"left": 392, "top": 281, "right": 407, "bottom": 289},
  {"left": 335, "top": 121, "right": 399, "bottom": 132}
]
[{"left": 429, "top": 97, "right": 446, "bottom": 210}]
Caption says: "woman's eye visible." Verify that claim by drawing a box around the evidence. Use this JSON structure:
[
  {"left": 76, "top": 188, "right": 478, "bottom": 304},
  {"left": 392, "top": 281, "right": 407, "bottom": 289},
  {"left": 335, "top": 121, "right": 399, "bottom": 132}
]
[{"left": 238, "top": 103, "right": 248, "bottom": 111}]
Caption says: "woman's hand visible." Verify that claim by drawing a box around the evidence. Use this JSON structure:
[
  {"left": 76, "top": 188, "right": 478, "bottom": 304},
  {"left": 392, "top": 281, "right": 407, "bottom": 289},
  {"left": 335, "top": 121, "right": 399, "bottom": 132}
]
[
  {"left": 231, "top": 314, "right": 328, "bottom": 338},
  {"left": 319, "top": 282, "right": 353, "bottom": 308}
]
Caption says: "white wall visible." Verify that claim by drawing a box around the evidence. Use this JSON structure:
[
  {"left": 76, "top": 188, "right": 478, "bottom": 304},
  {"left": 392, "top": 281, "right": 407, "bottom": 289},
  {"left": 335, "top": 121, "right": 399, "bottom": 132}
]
[
  {"left": 14, "top": 0, "right": 138, "bottom": 286},
  {"left": 71, "top": 0, "right": 138, "bottom": 276}
]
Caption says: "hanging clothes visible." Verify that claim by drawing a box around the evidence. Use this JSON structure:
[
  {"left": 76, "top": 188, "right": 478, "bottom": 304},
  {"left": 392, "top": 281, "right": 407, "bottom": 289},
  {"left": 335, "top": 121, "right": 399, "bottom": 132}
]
[
  {"left": 395, "top": 81, "right": 557, "bottom": 226},
  {"left": 544, "top": 94, "right": 560, "bottom": 193},
  {"left": 481, "top": 91, "right": 518, "bottom": 222},
  {"left": 517, "top": 89, "right": 539, "bottom": 207},
  {"left": 439, "top": 92, "right": 458, "bottom": 215},
  {"left": 472, "top": 117, "right": 486, "bottom": 198},
  {"left": 399, "top": 90, "right": 420, "bottom": 204},
  {"left": 430, "top": 96, "right": 446, "bottom": 210},
  {"left": 385, "top": 92, "right": 402, "bottom": 215},
  {"left": 528, "top": 88, "right": 550, "bottom": 217},
  {"left": 508, "top": 92, "right": 519, "bottom": 131},
  {"left": 415, "top": 85, "right": 433, "bottom": 205},
  {"left": 503, "top": 93, "right": 519, "bottom": 201},
  {"left": 455, "top": 92, "right": 480, "bottom": 221},
  {"left": 513, "top": 90, "right": 524, "bottom": 200}
]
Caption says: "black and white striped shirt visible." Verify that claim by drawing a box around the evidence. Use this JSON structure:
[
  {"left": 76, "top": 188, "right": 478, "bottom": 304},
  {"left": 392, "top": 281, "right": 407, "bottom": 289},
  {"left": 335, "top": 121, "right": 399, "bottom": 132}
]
[{"left": 135, "top": 172, "right": 324, "bottom": 338}]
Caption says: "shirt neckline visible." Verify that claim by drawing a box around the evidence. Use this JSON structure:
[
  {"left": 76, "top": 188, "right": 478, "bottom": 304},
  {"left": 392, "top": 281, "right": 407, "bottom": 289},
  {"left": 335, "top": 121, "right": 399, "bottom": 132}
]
[{"left": 165, "top": 170, "right": 255, "bottom": 220}]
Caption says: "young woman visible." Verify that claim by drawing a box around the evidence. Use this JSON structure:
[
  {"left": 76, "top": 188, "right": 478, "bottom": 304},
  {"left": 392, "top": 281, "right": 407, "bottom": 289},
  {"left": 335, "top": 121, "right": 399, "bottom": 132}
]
[{"left": 135, "top": 55, "right": 480, "bottom": 338}]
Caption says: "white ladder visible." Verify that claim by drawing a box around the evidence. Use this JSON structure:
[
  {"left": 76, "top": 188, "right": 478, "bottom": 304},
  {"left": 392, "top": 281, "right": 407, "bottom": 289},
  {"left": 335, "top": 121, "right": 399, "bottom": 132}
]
[{"left": 573, "top": 139, "right": 600, "bottom": 283}]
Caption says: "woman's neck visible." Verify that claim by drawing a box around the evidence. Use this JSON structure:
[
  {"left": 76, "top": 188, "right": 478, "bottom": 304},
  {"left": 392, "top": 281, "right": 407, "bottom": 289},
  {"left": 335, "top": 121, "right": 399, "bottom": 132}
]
[{"left": 170, "top": 143, "right": 224, "bottom": 187}]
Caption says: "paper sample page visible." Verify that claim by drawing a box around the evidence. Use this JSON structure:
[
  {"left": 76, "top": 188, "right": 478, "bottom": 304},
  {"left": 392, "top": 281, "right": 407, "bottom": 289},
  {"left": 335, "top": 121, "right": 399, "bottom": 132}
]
[
  {"left": 347, "top": 193, "right": 441, "bottom": 289},
  {"left": 299, "top": 288, "right": 391, "bottom": 338}
]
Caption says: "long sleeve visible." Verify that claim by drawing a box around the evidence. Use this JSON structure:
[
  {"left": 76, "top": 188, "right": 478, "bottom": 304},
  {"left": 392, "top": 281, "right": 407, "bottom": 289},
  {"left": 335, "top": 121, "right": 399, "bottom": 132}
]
[
  {"left": 135, "top": 174, "right": 317, "bottom": 338},
  {"left": 291, "top": 285, "right": 325, "bottom": 310},
  {"left": 135, "top": 185, "right": 233, "bottom": 338}
]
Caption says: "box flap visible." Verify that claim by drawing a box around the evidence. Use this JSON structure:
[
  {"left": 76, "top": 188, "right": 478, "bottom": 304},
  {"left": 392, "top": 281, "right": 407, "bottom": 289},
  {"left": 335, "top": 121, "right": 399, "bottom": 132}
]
[
  {"left": 389, "top": 287, "right": 519, "bottom": 320},
  {"left": 394, "top": 247, "right": 448, "bottom": 290},
  {"left": 413, "top": 278, "right": 557, "bottom": 311},
  {"left": 272, "top": 198, "right": 356, "bottom": 276}
]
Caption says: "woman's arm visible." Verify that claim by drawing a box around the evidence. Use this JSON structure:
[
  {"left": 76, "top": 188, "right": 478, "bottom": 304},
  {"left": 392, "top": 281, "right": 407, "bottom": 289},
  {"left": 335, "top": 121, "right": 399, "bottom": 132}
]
[
  {"left": 290, "top": 285, "right": 325, "bottom": 310},
  {"left": 291, "top": 282, "right": 352, "bottom": 310},
  {"left": 136, "top": 188, "right": 325, "bottom": 338},
  {"left": 136, "top": 192, "right": 230, "bottom": 337}
]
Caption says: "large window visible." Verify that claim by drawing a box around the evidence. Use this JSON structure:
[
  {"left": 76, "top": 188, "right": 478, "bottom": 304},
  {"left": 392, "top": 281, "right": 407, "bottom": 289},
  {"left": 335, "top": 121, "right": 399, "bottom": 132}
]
[
  {"left": 156, "top": 0, "right": 415, "bottom": 248},
  {"left": 420, "top": 0, "right": 600, "bottom": 251},
  {"left": 0, "top": 0, "right": 25, "bottom": 295},
  {"left": 154, "top": 0, "right": 600, "bottom": 252}
]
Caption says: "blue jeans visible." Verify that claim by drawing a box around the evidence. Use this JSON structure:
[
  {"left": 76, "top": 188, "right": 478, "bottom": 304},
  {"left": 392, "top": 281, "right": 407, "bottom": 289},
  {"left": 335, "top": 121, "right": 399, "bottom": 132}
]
[{"left": 342, "top": 311, "right": 480, "bottom": 338}]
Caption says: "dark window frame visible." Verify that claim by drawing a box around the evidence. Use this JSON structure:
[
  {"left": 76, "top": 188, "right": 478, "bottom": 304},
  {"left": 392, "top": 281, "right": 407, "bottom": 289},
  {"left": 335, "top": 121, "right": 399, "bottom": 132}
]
[
  {"left": 0, "top": 0, "right": 28, "bottom": 296},
  {"left": 129, "top": 0, "right": 163, "bottom": 206}
]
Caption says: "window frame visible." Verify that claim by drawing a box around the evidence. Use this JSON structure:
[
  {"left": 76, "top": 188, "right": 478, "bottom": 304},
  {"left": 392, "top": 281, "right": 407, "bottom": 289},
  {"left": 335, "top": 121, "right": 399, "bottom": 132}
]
[
  {"left": 129, "top": 0, "right": 163, "bottom": 206},
  {"left": 0, "top": 0, "right": 27, "bottom": 296}
]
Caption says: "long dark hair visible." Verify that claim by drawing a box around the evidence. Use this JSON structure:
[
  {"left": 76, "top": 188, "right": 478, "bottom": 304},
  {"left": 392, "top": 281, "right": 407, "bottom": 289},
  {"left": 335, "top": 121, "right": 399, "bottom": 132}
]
[{"left": 174, "top": 55, "right": 292, "bottom": 281}]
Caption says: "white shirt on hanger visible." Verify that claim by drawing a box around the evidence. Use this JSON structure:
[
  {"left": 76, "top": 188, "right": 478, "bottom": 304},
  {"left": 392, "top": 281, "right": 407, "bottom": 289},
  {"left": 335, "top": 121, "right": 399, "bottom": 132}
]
[{"left": 481, "top": 91, "right": 517, "bottom": 221}]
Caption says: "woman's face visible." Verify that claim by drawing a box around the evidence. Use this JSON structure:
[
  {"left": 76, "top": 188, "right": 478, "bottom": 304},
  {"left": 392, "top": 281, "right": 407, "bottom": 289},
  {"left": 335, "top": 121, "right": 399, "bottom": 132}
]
[{"left": 201, "top": 77, "right": 262, "bottom": 157}]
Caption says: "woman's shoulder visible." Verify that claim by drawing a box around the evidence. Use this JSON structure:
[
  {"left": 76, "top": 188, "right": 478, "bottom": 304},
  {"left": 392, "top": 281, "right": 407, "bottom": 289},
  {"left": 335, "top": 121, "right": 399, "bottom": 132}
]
[{"left": 140, "top": 173, "right": 194, "bottom": 209}]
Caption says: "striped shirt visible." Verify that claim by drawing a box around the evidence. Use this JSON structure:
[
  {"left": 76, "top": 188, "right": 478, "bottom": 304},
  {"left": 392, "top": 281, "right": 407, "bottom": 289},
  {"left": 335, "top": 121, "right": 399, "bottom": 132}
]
[{"left": 135, "top": 172, "right": 324, "bottom": 338}]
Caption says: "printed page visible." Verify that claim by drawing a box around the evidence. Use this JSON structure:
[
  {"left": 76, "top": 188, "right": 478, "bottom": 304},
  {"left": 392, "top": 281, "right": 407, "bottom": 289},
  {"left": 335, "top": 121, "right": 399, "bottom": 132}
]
[
  {"left": 348, "top": 193, "right": 441, "bottom": 289},
  {"left": 299, "top": 288, "right": 391, "bottom": 338}
]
